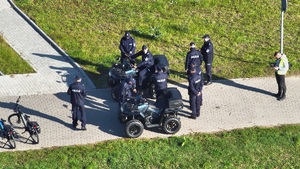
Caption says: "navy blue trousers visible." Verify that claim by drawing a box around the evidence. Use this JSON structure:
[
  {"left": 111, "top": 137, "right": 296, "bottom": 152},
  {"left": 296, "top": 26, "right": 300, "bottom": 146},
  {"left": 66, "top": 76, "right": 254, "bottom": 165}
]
[
  {"left": 72, "top": 105, "right": 86, "bottom": 127},
  {"left": 189, "top": 94, "right": 202, "bottom": 117}
]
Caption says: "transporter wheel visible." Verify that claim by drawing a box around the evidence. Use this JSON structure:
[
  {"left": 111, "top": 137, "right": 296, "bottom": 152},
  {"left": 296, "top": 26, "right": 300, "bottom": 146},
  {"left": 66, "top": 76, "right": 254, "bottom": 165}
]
[
  {"left": 162, "top": 117, "right": 181, "bottom": 134},
  {"left": 125, "top": 119, "right": 144, "bottom": 138}
]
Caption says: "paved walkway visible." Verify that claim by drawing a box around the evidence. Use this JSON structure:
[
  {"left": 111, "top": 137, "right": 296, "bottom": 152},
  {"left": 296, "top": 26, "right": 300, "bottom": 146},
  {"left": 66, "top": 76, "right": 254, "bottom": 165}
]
[{"left": 0, "top": 0, "right": 299, "bottom": 152}]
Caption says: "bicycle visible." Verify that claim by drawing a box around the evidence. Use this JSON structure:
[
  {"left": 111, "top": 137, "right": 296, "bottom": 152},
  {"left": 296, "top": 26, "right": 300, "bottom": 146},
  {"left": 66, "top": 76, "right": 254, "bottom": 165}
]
[
  {"left": 0, "top": 118, "right": 16, "bottom": 149},
  {"left": 8, "top": 96, "right": 41, "bottom": 144}
]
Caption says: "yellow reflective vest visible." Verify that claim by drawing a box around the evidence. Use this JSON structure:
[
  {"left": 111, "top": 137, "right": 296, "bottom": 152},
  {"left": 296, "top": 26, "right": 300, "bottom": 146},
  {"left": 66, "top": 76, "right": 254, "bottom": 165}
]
[{"left": 276, "top": 54, "right": 289, "bottom": 75}]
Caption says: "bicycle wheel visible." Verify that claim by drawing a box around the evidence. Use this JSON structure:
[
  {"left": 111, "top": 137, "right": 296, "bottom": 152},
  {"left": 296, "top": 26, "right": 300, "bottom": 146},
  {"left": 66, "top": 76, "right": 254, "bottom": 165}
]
[
  {"left": 30, "top": 129, "right": 39, "bottom": 144},
  {"left": 8, "top": 114, "right": 25, "bottom": 129}
]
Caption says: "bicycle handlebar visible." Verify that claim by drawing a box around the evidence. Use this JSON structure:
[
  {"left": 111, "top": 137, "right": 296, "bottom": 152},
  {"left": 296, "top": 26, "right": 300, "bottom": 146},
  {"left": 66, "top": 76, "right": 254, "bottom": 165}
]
[
  {"left": 14, "top": 96, "right": 21, "bottom": 112},
  {"left": 16, "top": 96, "right": 21, "bottom": 103}
]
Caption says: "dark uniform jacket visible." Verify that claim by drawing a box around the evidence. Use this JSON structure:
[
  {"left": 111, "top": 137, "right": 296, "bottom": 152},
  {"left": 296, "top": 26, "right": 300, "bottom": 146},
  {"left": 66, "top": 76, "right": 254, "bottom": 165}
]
[
  {"left": 151, "top": 71, "right": 168, "bottom": 91},
  {"left": 119, "top": 81, "right": 136, "bottom": 101},
  {"left": 200, "top": 40, "right": 214, "bottom": 63},
  {"left": 185, "top": 48, "right": 203, "bottom": 70},
  {"left": 188, "top": 74, "right": 203, "bottom": 96},
  {"left": 67, "top": 82, "right": 87, "bottom": 106},
  {"left": 119, "top": 36, "right": 136, "bottom": 56},
  {"left": 132, "top": 50, "right": 154, "bottom": 69}
]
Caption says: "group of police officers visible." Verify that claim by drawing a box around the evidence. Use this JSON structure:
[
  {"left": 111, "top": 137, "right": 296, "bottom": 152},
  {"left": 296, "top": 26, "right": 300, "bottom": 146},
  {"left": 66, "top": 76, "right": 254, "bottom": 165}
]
[
  {"left": 119, "top": 31, "right": 214, "bottom": 120},
  {"left": 185, "top": 34, "right": 214, "bottom": 119},
  {"left": 67, "top": 30, "right": 290, "bottom": 129},
  {"left": 118, "top": 31, "right": 169, "bottom": 104},
  {"left": 66, "top": 32, "right": 214, "bottom": 130}
]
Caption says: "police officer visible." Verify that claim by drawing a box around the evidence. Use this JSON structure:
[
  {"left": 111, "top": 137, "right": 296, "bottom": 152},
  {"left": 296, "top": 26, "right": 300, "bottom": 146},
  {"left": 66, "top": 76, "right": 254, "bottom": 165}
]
[
  {"left": 131, "top": 45, "right": 154, "bottom": 91},
  {"left": 67, "top": 75, "right": 87, "bottom": 130},
  {"left": 273, "top": 52, "right": 289, "bottom": 101},
  {"left": 119, "top": 77, "right": 137, "bottom": 103},
  {"left": 151, "top": 66, "right": 168, "bottom": 101},
  {"left": 185, "top": 42, "right": 203, "bottom": 77},
  {"left": 119, "top": 31, "right": 136, "bottom": 64},
  {"left": 200, "top": 34, "right": 214, "bottom": 85},
  {"left": 188, "top": 67, "right": 203, "bottom": 119}
]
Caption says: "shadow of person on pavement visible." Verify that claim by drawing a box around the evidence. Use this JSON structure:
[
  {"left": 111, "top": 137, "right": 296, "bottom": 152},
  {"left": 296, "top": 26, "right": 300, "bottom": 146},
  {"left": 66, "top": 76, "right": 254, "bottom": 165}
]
[
  {"left": 212, "top": 74, "right": 274, "bottom": 96},
  {"left": 167, "top": 68, "right": 274, "bottom": 96},
  {"left": 54, "top": 89, "right": 126, "bottom": 137}
]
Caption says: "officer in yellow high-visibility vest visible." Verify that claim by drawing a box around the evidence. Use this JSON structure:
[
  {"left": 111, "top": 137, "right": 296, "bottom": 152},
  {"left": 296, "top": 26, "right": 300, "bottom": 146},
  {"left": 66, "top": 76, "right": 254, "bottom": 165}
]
[{"left": 273, "top": 52, "right": 289, "bottom": 101}]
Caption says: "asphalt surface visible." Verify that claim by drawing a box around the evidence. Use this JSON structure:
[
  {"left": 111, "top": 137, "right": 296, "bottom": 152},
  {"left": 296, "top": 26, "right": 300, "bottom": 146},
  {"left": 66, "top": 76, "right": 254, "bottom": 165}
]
[{"left": 0, "top": 0, "right": 299, "bottom": 152}]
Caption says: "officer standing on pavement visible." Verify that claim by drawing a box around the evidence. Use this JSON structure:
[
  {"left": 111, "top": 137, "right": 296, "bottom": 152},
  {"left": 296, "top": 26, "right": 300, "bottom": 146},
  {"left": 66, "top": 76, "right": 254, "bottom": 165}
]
[
  {"left": 131, "top": 45, "right": 154, "bottom": 91},
  {"left": 273, "top": 52, "right": 289, "bottom": 101},
  {"left": 188, "top": 67, "right": 203, "bottom": 119},
  {"left": 119, "top": 31, "right": 136, "bottom": 64},
  {"left": 185, "top": 42, "right": 203, "bottom": 77},
  {"left": 200, "top": 34, "right": 214, "bottom": 85},
  {"left": 119, "top": 77, "right": 137, "bottom": 103},
  {"left": 151, "top": 66, "right": 168, "bottom": 101},
  {"left": 67, "top": 75, "right": 87, "bottom": 130}
]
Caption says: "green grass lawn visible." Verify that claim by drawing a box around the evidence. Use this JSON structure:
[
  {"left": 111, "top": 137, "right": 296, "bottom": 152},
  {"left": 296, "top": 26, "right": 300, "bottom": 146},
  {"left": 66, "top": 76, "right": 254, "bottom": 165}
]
[
  {"left": 2, "top": 1, "right": 299, "bottom": 168},
  {"left": 0, "top": 36, "right": 35, "bottom": 75},
  {"left": 1, "top": 125, "right": 300, "bottom": 168},
  {"left": 13, "top": 0, "right": 300, "bottom": 88}
]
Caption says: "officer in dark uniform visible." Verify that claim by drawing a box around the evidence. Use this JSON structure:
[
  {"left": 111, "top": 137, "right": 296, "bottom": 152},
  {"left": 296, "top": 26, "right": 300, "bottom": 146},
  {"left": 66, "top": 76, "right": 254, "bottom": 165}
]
[
  {"left": 119, "top": 31, "right": 136, "bottom": 64},
  {"left": 67, "top": 75, "right": 87, "bottom": 130},
  {"left": 200, "top": 34, "right": 214, "bottom": 85},
  {"left": 188, "top": 67, "right": 203, "bottom": 119},
  {"left": 151, "top": 66, "right": 168, "bottom": 101},
  {"left": 131, "top": 45, "right": 154, "bottom": 91},
  {"left": 119, "top": 77, "right": 137, "bottom": 103},
  {"left": 185, "top": 42, "right": 203, "bottom": 77}
]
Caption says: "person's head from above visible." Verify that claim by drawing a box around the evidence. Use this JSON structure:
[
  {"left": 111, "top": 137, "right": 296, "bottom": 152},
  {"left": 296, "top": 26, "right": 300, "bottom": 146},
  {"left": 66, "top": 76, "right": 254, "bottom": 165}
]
[
  {"left": 190, "top": 42, "right": 196, "bottom": 48},
  {"left": 202, "top": 34, "right": 210, "bottom": 42},
  {"left": 75, "top": 75, "right": 82, "bottom": 82},
  {"left": 274, "top": 52, "right": 282, "bottom": 59},
  {"left": 127, "top": 77, "right": 135, "bottom": 85},
  {"left": 156, "top": 65, "right": 162, "bottom": 72},
  {"left": 125, "top": 31, "right": 130, "bottom": 39},
  {"left": 142, "top": 45, "right": 148, "bottom": 54}
]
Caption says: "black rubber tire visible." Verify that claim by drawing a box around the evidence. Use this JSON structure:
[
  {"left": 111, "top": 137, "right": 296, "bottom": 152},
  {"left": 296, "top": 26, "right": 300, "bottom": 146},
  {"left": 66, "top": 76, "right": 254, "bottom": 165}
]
[
  {"left": 30, "top": 128, "right": 39, "bottom": 144},
  {"left": 111, "top": 84, "right": 120, "bottom": 102},
  {"left": 162, "top": 117, "right": 181, "bottom": 134},
  {"left": 125, "top": 119, "right": 144, "bottom": 138},
  {"left": 8, "top": 114, "right": 25, "bottom": 129}
]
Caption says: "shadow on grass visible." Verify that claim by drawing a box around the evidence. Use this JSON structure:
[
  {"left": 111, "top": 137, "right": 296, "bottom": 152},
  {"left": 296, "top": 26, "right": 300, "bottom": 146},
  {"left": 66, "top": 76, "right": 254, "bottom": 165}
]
[
  {"left": 217, "top": 54, "right": 267, "bottom": 65},
  {"left": 128, "top": 29, "right": 159, "bottom": 41}
]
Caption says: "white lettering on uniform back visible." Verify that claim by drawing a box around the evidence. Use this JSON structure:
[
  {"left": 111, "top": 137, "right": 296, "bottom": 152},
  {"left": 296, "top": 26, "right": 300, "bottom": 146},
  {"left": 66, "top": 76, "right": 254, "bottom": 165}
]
[
  {"left": 195, "top": 79, "right": 201, "bottom": 84},
  {"left": 191, "top": 55, "right": 199, "bottom": 59},
  {"left": 157, "top": 79, "right": 166, "bottom": 82},
  {"left": 72, "top": 89, "right": 81, "bottom": 93}
]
